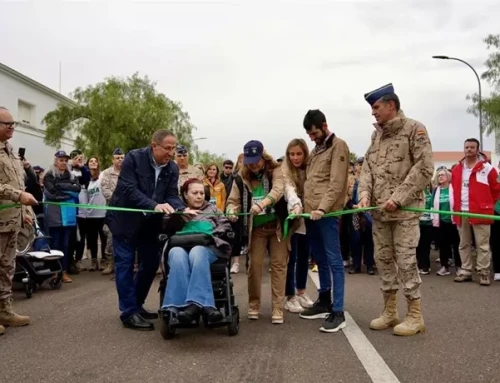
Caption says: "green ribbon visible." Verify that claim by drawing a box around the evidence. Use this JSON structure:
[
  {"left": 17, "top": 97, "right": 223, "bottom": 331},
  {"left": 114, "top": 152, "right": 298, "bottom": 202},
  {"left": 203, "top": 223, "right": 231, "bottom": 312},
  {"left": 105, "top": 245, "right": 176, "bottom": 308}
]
[{"left": 3, "top": 201, "right": 500, "bottom": 240}]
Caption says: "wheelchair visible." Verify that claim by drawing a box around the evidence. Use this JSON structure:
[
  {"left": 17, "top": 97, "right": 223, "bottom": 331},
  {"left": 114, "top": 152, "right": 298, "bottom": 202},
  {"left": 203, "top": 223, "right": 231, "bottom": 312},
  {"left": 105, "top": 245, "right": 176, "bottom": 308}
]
[{"left": 157, "top": 231, "right": 240, "bottom": 340}]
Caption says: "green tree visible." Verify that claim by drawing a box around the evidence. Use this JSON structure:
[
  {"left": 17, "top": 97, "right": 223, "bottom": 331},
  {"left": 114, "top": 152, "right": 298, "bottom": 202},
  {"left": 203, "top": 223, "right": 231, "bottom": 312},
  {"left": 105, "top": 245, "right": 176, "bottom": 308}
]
[
  {"left": 467, "top": 34, "right": 500, "bottom": 136},
  {"left": 193, "top": 146, "right": 227, "bottom": 169},
  {"left": 349, "top": 152, "right": 358, "bottom": 162},
  {"left": 43, "top": 73, "right": 197, "bottom": 167}
]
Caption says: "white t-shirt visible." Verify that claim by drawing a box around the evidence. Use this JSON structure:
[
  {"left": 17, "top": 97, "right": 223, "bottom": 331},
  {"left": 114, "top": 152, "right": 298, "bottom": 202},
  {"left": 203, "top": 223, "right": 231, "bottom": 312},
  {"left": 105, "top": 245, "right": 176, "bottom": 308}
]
[{"left": 461, "top": 166, "right": 473, "bottom": 211}]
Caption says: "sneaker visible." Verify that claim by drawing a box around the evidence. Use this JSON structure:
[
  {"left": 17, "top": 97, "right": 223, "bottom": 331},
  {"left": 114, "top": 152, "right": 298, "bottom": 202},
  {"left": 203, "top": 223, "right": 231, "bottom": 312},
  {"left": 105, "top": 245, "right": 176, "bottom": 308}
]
[
  {"left": 271, "top": 308, "right": 284, "bottom": 324},
  {"left": 296, "top": 293, "right": 314, "bottom": 309},
  {"left": 479, "top": 275, "right": 491, "bottom": 286},
  {"left": 437, "top": 266, "right": 450, "bottom": 276},
  {"left": 311, "top": 265, "right": 318, "bottom": 273},
  {"left": 494, "top": 273, "right": 500, "bottom": 281},
  {"left": 320, "top": 311, "right": 346, "bottom": 333},
  {"left": 299, "top": 292, "right": 331, "bottom": 320},
  {"left": 367, "top": 267, "right": 375, "bottom": 275},
  {"left": 284, "top": 296, "right": 304, "bottom": 313},
  {"left": 248, "top": 309, "right": 259, "bottom": 320},
  {"left": 230, "top": 263, "right": 240, "bottom": 274},
  {"left": 419, "top": 269, "right": 430, "bottom": 275}
]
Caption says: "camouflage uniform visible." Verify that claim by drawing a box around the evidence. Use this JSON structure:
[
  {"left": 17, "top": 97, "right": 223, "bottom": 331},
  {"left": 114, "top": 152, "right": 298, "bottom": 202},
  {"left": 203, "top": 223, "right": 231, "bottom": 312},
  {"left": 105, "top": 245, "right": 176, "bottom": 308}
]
[
  {"left": 358, "top": 110, "right": 434, "bottom": 300},
  {"left": 100, "top": 166, "right": 120, "bottom": 270},
  {"left": 0, "top": 141, "right": 26, "bottom": 301},
  {"left": 178, "top": 165, "right": 204, "bottom": 192}
]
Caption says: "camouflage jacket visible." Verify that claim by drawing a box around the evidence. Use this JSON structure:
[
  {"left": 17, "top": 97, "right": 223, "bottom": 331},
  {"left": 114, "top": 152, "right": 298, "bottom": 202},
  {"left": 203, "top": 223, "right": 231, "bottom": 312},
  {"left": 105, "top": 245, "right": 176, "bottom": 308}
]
[
  {"left": 178, "top": 165, "right": 204, "bottom": 192},
  {"left": 358, "top": 111, "right": 434, "bottom": 222},
  {"left": 0, "top": 141, "right": 26, "bottom": 232},
  {"left": 101, "top": 166, "right": 120, "bottom": 204}
]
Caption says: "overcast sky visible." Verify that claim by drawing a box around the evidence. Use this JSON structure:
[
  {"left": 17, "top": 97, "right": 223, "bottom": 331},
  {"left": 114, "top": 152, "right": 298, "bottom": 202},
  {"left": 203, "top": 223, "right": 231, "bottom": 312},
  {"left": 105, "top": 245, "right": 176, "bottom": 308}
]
[{"left": 3, "top": 0, "right": 499, "bottom": 160}]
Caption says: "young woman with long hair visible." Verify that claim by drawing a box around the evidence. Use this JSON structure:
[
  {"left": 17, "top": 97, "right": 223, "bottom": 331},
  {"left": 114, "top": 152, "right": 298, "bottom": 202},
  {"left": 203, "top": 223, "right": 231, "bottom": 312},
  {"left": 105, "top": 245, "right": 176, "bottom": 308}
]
[
  {"left": 202, "top": 163, "right": 227, "bottom": 212},
  {"left": 282, "top": 138, "right": 314, "bottom": 313},
  {"left": 226, "top": 141, "right": 288, "bottom": 324}
]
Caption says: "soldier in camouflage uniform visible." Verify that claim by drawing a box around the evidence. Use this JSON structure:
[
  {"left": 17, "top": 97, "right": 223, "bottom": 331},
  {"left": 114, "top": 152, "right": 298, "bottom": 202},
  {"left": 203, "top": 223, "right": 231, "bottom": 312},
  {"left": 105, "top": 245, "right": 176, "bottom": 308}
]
[
  {"left": 358, "top": 84, "right": 434, "bottom": 336},
  {"left": 0, "top": 107, "right": 38, "bottom": 335},
  {"left": 175, "top": 145, "right": 203, "bottom": 191},
  {"left": 100, "top": 148, "right": 125, "bottom": 275}
]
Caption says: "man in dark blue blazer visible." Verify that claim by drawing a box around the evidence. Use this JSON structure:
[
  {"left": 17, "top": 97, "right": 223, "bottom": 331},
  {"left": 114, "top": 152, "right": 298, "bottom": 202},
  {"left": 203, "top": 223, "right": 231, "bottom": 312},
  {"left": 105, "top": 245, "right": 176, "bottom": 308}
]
[{"left": 106, "top": 129, "right": 197, "bottom": 330}]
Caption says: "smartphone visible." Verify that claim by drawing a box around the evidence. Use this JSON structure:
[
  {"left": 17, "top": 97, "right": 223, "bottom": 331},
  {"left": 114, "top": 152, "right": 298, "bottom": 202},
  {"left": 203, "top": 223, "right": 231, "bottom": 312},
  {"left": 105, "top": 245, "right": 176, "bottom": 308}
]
[{"left": 18, "top": 147, "right": 26, "bottom": 161}]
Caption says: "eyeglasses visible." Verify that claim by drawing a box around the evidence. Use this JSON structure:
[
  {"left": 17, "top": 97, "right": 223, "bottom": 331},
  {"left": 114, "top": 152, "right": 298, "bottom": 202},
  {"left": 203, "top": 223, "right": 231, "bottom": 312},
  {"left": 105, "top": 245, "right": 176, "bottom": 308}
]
[
  {"left": 156, "top": 144, "right": 176, "bottom": 152},
  {"left": 0, "top": 121, "right": 18, "bottom": 128}
]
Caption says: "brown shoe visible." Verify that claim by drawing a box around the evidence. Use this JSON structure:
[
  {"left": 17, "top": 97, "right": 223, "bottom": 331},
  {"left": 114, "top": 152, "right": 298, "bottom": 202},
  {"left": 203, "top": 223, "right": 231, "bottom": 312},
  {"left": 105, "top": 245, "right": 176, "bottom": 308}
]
[
  {"left": 454, "top": 274, "right": 472, "bottom": 283},
  {"left": 0, "top": 298, "right": 30, "bottom": 327},
  {"left": 62, "top": 272, "right": 73, "bottom": 283},
  {"left": 479, "top": 275, "right": 491, "bottom": 286}
]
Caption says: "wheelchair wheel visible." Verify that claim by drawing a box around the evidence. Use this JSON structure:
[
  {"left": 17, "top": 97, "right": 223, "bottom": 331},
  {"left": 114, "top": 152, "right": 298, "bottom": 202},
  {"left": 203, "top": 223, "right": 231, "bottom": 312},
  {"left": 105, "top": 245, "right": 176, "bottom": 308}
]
[
  {"left": 24, "top": 282, "right": 33, "bottom": 299},
  {"left": 159, "top": 314, "right": 177, "bottom": 340},
  {"left": 227, "top": 306, "right": 240, "bottom": 336}
]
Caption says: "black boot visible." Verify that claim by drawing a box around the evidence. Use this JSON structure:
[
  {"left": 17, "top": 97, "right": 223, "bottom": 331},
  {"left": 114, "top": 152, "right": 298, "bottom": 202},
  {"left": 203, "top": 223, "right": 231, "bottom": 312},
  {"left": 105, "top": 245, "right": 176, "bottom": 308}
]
[
  {"left": 178, "top": 304, "right": 201, "bottom": 323},
  {"left": 299, "top": 290, "right": 331, "bottom": 320},
  {"left": 204, "top": 307, "right": 223, "bottom": 323},
  {"left": 67, "top": 262, "right": 80, "bottom": 275}
]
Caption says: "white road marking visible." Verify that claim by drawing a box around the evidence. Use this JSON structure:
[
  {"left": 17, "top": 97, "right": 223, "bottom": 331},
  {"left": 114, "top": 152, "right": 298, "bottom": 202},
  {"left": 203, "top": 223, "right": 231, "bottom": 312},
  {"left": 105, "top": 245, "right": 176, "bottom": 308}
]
[{"left": 308, "top": 270, "right": 401, "bottom": 383}]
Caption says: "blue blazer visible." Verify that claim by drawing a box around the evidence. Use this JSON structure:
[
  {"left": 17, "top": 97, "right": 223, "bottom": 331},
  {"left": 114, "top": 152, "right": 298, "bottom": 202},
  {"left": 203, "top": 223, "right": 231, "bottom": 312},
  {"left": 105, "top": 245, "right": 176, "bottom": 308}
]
[{"left": 105, "top": 146, "right": 186, "bottom": 239}]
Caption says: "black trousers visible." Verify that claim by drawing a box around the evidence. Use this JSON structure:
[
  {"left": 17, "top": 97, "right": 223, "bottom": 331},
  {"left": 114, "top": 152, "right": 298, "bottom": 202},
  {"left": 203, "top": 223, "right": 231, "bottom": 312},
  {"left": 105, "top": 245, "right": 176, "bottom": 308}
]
[
  {"left": 490, "top": 215, "right": 500, "bottom": 273},
  {"left": 416, "top": 225, "right": 433, "bottom": 271},
  {"left": 76, "top": 217, "right": 107, "bottom": 260},
  {"left": 438, "top": 221, "right": 461, "bottom": 268}
]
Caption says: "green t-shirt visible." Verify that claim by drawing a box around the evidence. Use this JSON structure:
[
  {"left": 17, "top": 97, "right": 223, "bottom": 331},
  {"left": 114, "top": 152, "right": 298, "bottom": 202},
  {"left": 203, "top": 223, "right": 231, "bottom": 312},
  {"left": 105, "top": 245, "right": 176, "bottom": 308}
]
[
  {"left": 176, "top": 220, "right": 213, "bottom": 236},
  {"left": 439, "top": 187, "right": 452, "bottom": 223},
  {"left": 420, "top": 188, "right": 432, "bottom": 226},
  {"left": 252, "top": 182, "right": 276, "bottom": 228}
]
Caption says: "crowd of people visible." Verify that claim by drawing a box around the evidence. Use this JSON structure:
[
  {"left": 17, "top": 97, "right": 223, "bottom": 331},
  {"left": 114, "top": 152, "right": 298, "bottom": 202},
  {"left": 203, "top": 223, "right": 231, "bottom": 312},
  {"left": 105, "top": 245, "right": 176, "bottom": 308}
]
[{"left": 1, "top": 82, "right": 499, "bottom": 338}]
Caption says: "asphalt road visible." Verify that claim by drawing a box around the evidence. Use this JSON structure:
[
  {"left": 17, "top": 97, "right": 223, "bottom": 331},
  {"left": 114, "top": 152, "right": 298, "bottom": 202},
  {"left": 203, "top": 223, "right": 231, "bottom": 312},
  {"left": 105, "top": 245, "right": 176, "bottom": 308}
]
[{"left": 2, "top": 252, "right": 500, "bottom": 383}]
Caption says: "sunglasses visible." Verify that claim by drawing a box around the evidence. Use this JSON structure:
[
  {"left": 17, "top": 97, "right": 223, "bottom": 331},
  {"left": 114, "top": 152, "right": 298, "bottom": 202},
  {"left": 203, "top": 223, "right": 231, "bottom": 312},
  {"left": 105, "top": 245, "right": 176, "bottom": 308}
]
[{"left": 224, "top": 166, "right": 233, "bottom": 169}]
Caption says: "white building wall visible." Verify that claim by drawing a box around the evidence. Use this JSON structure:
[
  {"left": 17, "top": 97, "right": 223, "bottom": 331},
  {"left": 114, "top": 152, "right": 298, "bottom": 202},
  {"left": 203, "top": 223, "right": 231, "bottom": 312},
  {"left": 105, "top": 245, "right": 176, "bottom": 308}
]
[{"left": 0, "top": 67, "right": 76, "bottom": 169}]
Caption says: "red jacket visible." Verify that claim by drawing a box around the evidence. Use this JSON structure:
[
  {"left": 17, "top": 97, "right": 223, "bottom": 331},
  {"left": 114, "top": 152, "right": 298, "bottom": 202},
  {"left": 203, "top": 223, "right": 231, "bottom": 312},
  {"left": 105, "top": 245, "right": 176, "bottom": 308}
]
[{"left": 451, "top": 158, "right": 500, "bottom": 225}]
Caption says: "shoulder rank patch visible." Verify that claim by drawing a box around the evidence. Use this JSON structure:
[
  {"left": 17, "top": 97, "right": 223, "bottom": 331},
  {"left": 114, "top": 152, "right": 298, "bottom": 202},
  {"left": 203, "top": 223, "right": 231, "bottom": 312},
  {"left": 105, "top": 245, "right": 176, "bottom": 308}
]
[
  {"left": 340, "top": 156, "right": 345, "bottom": 161},
  {"left": 416, "top": 128, "right": 426, "bottom": 136}
]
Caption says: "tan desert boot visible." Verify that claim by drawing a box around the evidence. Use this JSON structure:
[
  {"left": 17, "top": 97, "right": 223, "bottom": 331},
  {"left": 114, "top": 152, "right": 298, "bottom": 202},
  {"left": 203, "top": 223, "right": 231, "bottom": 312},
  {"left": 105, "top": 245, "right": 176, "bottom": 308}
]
[
  {"left": 102, "top": 259, "right": 114, "bottom": 275},
  {"left": 393, "top": 298, "right": 425, "bottom": 336},
  {"left": 370, "top": 291, "right": 400, "bottom": 330},
  {"left": 0, "top": 324, "right": 5, "bottom": 335},
  {"left": 0, "top": 298, "right": 30, "bottom": 327}
]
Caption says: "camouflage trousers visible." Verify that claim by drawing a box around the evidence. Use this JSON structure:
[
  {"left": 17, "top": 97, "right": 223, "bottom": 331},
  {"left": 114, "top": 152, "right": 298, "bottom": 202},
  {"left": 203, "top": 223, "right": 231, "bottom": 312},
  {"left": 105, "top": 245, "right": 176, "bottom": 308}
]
[
  {"left": 0, "top": 231, "right": 18, "bottom": 301},
  {"left": 372, "top": 218, "right": 422, "bottom": 300},
  {"left": 102, "top": 224, "right": 113, "bottom": 260}
]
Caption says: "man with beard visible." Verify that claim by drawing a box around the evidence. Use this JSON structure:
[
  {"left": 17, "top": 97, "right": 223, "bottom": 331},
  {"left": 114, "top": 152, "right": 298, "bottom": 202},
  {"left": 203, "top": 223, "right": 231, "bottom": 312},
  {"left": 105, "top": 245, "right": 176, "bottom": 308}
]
[{"left": 299, "top": 109, "right": 350, "bottom": 334}]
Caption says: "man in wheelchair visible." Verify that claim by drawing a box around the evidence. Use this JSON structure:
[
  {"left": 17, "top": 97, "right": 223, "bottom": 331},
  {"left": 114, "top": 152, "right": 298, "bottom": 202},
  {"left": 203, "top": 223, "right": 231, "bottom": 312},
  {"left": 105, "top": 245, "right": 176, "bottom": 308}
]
[{"left": 160, "top": 178, "right": 234, "bottom": 327}]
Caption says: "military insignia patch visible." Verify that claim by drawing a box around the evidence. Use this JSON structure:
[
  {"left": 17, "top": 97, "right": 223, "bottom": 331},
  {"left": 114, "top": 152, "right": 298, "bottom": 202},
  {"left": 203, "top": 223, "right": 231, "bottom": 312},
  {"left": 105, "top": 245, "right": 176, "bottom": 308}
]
[
  {"left": 340, "top": 156, "right": 345, "bottom": 161},
  {"left": 417, "top": 129, "right": 426, "bottom": 136}
]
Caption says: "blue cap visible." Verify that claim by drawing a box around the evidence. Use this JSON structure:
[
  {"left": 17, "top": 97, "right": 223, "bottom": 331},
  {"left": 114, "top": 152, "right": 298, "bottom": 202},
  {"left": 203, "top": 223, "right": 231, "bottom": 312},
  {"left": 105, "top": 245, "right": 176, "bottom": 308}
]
[
  {"left": 55, "top": 150, "right": 70, "bottom": 158},
  {"left": 243, "top": 140, "right": 264, "bottom": 165},
  {"left": 364, "top": 83, "right": 395, "bottom": 106},
  {"left": 113, "top": 148, "right": 124, "bottom": 155},
  {"left": 176, "top": 145, "right": 188, "bottom": 155},
  {"left": 33, "top": 166, "right": 45, "bottom": 172},
  {"left": 356, "top": 156, "right": 364, "bottom": 164}
]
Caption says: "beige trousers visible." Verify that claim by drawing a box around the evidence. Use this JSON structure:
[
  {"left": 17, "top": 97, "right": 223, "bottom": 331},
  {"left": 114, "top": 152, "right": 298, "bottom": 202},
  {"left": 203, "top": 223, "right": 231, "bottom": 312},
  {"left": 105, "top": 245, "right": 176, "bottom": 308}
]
[{"left": 457, "top": 218, "right": 491, "bottom": 276}]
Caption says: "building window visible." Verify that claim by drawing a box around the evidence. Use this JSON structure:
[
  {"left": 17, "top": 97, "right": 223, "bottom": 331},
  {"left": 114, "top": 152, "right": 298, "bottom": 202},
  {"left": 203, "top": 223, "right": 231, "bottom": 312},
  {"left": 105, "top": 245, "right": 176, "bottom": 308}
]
[{"left": 18, "top": 100, "right": 35, "bottom": 126}]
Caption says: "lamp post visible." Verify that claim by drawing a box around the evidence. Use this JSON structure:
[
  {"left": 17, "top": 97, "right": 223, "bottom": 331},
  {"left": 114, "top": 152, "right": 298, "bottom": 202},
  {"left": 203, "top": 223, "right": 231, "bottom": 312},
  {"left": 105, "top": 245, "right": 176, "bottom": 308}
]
[
  {"left": 193, "top": 137, "right": 207, "bottom": 141},
  {"left": 432, "top": 55, "right": 483, "bottom": 151}
]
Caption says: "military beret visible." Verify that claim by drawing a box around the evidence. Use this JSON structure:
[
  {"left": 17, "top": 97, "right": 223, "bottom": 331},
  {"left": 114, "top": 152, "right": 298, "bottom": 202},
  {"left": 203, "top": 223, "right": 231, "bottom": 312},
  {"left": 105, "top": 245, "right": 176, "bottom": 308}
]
[
  {"left": 176, "top": 145, "right": 188, "bottom": 155},
  {"left": 364, "top": 83, "right": 395, "bottom": 106}
]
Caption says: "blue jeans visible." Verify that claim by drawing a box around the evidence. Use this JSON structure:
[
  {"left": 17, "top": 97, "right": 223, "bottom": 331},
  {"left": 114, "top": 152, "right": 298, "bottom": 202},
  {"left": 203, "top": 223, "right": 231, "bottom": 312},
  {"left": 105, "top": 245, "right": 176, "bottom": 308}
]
[
  {"left": 162, "top": 246, "right": 218, "bottom": 309},
  {"left": 113, "top": 235, "right": 160, "bottom": 321},
  {"left": 49, "top": 227, "right": 72, "bottom": 271},
  {"left": 285, "top": 233, "right": 309, "bottom": 297},
  {"left": 305, "top": 217, "right": 344, "bottom": 312}
]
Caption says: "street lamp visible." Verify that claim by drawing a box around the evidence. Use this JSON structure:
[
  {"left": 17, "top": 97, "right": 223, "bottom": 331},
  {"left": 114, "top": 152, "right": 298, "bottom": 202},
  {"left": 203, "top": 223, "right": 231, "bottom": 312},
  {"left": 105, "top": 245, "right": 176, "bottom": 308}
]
[
  {"left": 193, "top": 137, "right": 207, "bottom": 141},
  {"left": 432, "top": 55, "right": 483, "bottom": 150}
]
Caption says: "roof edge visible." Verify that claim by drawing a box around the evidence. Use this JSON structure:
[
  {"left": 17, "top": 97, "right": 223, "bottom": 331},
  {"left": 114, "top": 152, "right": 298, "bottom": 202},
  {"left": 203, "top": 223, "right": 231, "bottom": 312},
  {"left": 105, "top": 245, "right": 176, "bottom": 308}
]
[{"left": 0, "top": 62, "right": 77, "bottom": 107}]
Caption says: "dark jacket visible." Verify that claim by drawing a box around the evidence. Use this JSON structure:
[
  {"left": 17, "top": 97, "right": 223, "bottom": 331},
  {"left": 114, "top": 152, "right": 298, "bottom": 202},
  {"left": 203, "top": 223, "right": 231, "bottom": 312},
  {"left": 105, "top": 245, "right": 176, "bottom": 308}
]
[
  {"left": 43, "top": 168, "right": 81, "bottom": 228},
  {"left": 164, "top": 202, "right": 234, "bottom": 259},
  {"left": 106, "top": 146, "right": 186, "bottom": 239},
  {"left": 220, "top": 173, "right": 234, "bottom": 199}
]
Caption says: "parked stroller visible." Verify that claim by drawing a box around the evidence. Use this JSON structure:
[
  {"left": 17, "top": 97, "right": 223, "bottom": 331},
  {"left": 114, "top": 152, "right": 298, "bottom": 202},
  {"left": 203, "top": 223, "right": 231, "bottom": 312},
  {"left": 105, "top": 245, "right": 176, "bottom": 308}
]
[{"left": 14, "top": 217, "right": 64, "bottom": 299}]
